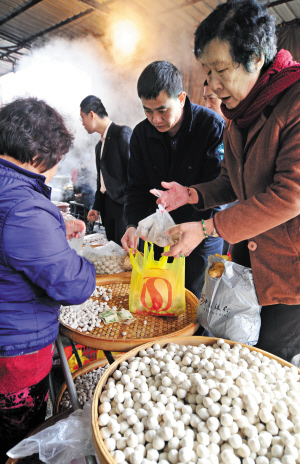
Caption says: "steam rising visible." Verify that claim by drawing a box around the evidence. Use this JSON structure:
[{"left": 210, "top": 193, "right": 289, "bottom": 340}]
[{"left": 0, "top": 27, "right": 195, "bottom": 200}]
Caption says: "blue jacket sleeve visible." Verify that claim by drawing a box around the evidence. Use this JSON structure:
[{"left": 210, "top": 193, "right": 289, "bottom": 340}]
[{"left": 3, "top": 199, "right": 96, "bottom": 305}]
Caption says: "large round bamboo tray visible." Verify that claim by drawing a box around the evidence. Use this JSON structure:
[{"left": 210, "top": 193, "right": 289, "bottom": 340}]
[
  {"left": 96, "top": 270, "right": 132, "bottom": 278},
  {"left": 54, "top": 356, "right": 122, "bottom": 414},
  {"left": 60, "top": 275, "right": 199, "bottom": 351},
  {"left": 6, "top": 410, "right": 72, "bottom": 464},
  {"left": 92, "top": 336, "right": 300, "bottom": 464}
]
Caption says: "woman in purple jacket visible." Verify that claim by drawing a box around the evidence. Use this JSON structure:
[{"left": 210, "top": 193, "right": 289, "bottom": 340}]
[{"left": 0, "top": 97, "right": 96, "bottom": 459}]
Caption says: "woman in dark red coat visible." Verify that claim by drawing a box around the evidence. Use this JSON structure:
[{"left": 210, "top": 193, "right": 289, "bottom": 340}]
[{"left": 153, "top": 0, "right": 300, "bottom": 363}]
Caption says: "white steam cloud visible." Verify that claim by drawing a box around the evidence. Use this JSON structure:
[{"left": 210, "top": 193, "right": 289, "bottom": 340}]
[
  {"left": 0, "top": 36, "right": 146, "bottom": 201},
  {"left": 0, "top": 27, "right": 195, "bottom": 201}
]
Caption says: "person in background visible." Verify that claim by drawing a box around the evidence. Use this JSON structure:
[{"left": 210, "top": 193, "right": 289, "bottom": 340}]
[
  {"left": 72, "top": 161, "right": 95, "bottom": 211},
  {"left": 0, "top": 97, "right": 96, "bottom": 461},
  {"left": 153, "top": 0, "right": 300, "bottom": 362},
  {"left": 203, "top": 79, "right": 227, "bottom": 121},
  {"left": 80, "top": 96, "right": 132, "bottom": 246},
  {"left": 121, "top": 61, "right": 225, "bottom": 298}
]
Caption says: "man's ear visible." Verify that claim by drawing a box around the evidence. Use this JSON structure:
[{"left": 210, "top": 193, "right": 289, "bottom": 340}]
[
  {"left": 178, "top": 91, "right": 187, "bottom": 108},
  {"left": 89, "top": 111, "right": 96, "bottom": 120}
]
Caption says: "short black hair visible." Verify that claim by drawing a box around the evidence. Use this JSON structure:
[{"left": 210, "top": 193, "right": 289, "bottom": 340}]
[
  {"left": 0, "top": 97, "right": 74, "bottom": 172},
  {"left": 194, "top": 0, "right": 277, "bottom": 72},
  {"left": 137, "top": 61, "right": 183, "bottom": 100},
  {"left": 80, "top": 95, "right": 108, "bottom": 118}
]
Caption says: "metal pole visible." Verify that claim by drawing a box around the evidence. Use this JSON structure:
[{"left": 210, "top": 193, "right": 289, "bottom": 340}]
[
  {"left": 55, "top": 334, "right": 97, "bottom": 464},
  {"left": 48, "top": 369, "right": 56, "bottom": 408},
  {"left": 55, "top": 334, "right": 80, "bottom": 410},
  {"left": 103, "top": 350, "right": 115, "bottom": 364},
  {"left": 70, "top": 339, "right": 83, "bottom": 369}
]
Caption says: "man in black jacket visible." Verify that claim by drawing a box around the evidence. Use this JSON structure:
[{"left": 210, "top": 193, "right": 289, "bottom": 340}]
[
  {"left": 121, "top": 61, "right": 225, "bottom": 298},
  {"left": 80, "top": 96, "right": 132, "bottom": 245}
]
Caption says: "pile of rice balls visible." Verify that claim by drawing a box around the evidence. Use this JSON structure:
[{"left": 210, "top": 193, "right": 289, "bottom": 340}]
[{"left": 97, "top": 340, "right": 300, "bottom": 464}]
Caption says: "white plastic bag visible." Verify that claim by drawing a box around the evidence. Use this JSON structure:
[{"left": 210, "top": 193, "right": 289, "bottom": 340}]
[
  {"left": 82, "top": 241, "right": 127, "bottom": 274},
  {"left": 197, "top": 255, "right": 261, "bottom": 345},
  {"left": 136, "top": 204, "right": 179, "bottom": 247},
  {"left": 68, "top": 234, "right": 85, "bottom": 253},
  {"left": 7, "top": 401, "right": 98, "bottom": 464},
  {"left": 65, "top": 217, "right": 85, "bottom": 254}
]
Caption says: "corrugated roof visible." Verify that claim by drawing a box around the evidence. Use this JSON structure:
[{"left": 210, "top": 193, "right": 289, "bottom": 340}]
[{"left": 0, "top": 0, "right": 299, "bottom": 76}]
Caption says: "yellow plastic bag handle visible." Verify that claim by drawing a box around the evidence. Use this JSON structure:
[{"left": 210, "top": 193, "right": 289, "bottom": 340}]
[{"left": 130, "top": 241, "right": 170, "bottom": 275}]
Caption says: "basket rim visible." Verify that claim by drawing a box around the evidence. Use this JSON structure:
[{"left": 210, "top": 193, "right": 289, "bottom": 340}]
[
  {"left": 91, "top": 336, "right": 300, "bottom": 464},
  {"left": 54, "top": 354, "right": 124, "bottom": 414}
]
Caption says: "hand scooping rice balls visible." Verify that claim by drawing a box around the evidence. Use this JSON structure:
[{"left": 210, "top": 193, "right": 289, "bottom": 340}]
[{"left": 98, "top": 341, "right": 300, "bottom": 464}]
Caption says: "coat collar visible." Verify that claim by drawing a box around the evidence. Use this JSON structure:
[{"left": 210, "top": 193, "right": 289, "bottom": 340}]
[
  {"left": 101, "top": 121, "right": 115, "bottom": 160},
  {"left": 226, "top": 94, "right": 279, "bottom": 163},
  {"left": 0, "top": 157, "right": 52, "bottom": 199}
]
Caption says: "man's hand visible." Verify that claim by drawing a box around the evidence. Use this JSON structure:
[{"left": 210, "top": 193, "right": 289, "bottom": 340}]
[
  {"left": 121, "top": 227, "right": 138, "bottom": 254},
  {"left": 150, "top": 181, "right": 198, "bottom": 212},
  {"left": 162, "top": 219, "right": 214, "bottom": 258},
  {"left": 87, "top": 209, "right": 99, "bottom": 222},
  {"left": 65, "top": 219, "right": 86, "bottom": 240}
]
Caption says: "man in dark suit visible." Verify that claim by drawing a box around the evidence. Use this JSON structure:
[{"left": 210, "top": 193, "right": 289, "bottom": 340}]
[{"left": 80, "top": 95, "right": 132, "bottom": 245}]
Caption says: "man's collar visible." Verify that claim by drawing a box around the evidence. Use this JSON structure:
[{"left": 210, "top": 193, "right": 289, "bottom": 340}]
[{"left": 102, "top": 120, "right": 113, "bottom": 139}]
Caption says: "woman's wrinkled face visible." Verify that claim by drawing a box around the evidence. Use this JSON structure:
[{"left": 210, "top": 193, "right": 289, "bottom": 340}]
[{"left": 201, "top": 39, "right": 263, "bottom": 109}]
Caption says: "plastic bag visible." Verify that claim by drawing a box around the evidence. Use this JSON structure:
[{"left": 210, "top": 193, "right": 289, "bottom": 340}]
[
  {"left": 129, "top": 241, "right": 185, "bottom": 316},
  {"left": 81, "top": 241, "right": 127, "bottom": 274},
  {"left": 197, "top": 255, "right": 261, "bottom": 345},
  {"left": 65, "top": 217, "right": 85, "bottom": 253},
  {"left": 136, "top": 205, "right": 179, "bottom": 247},
  {"left": 68, "top": 234, "right": 85, "bottom": 253},
  {"left": 7, "top": 400, "right": 97, "bottom": 464}
]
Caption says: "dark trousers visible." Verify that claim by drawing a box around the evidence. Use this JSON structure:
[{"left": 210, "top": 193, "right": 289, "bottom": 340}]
[
  {"left": 256, "top": 303, "right": 300, "bottom": 363},
  {"left": 151, "top": 236, "right": 224, "bottom": 299},
  {"left": 0, "top": 375, "right": 49, "bottom": 462},
  {"left": 231, "top": 241, "right": 300, "bottom": 363},
  {"left": 100, "top": 193, "right": 126, "bottom": 247}
]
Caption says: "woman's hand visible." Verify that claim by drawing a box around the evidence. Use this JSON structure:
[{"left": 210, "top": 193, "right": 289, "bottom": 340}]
[
  {"left": 150, "top": 181, "right": 198, "bottom": 212},
  {"left": 65, "top": 219, "right": 86, "bottom": 240},
  {"left": 162, "top": 219, "right": 214, "bottom": 258}
]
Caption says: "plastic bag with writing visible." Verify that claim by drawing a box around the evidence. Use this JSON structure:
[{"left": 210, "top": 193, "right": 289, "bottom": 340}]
[
  {"left": 7, "top": 401, "right": 98, "bottom": 464},
  {"left": 136, "top": 204, "right": 179, "bottom": 248},
  {"left": 197, "top": 255, "right": 261, "bottom": 345},
  {"left": 81, "top": 241, "right": 127, "bottom": 275},
  {"left": 129, "top": 241, "right": 185, "bottom": 316}
]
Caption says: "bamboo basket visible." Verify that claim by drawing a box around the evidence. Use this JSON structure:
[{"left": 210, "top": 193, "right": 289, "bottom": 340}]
[
  {"left": 5, "top": 410, "right": 72, "bottom": 464},
  {"left": 54, "top": 356, "right": 122, "bottom": 414},
  {"left": 60, "top": 275, "right": 199, "bottom": 351},
  {"left": 92, "top": 336, "right": 300, "bottom": 464}
]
